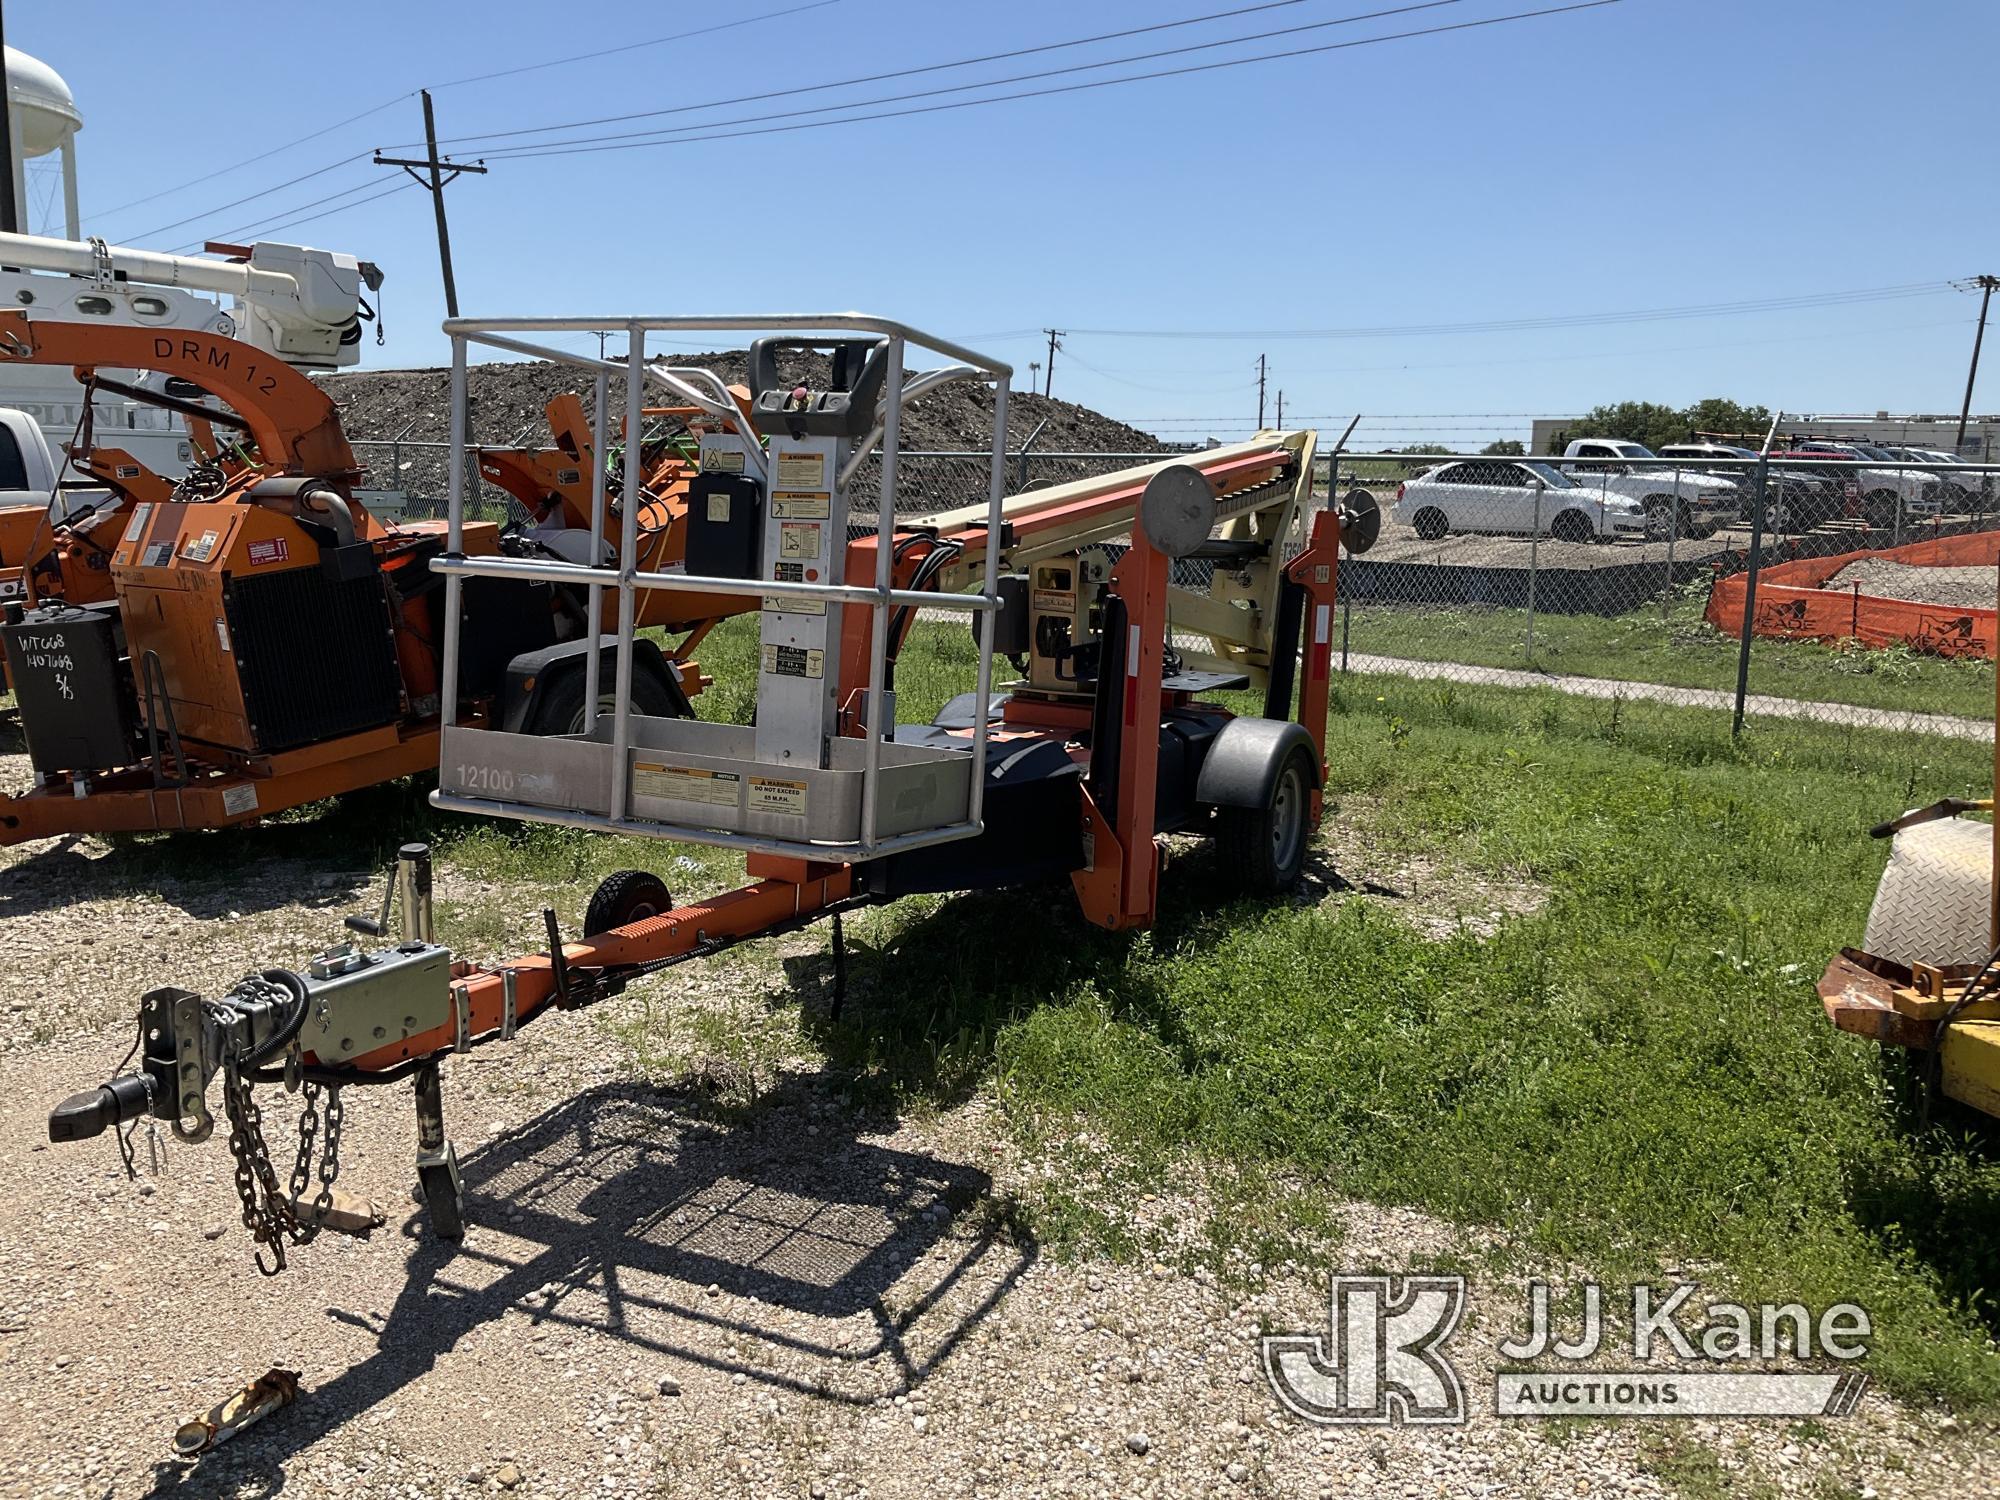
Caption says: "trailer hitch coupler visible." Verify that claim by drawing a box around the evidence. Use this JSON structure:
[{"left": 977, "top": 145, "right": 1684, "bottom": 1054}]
[{"left": 48, "top": 1072, "right": 153, "bottom": 1143}]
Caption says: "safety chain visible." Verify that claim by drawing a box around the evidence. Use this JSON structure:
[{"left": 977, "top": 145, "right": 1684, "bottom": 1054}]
[{"left": 220, "top": 1057, "right": 345, "bottom": 1277}]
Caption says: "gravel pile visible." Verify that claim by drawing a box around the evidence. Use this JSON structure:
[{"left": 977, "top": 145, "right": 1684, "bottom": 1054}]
[
  {"left": 319, "top": 356, "right": 1167, "bottom": 510},
  {"left": 1825, "top": 558, "right": 2000, "bottom": 609}
]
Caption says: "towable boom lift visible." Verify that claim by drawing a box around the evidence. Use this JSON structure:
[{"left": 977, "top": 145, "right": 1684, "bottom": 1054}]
[{"left": 46, "top": 312, "right": 1378, "bottom": 1274}]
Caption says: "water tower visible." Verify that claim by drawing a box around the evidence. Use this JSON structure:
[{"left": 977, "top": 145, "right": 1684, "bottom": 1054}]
[{"left": 5, "top": 46, "right": 80, "bottom": 239}]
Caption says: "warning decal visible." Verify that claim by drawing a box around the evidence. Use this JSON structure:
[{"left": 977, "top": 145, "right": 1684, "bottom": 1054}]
[
  {"left": 766, "top": 561, "right": 826, "bottom": 616},
  {"left": 778, "top": 522, "right": 821, "bottom": 560},
  {"left": 761, "top": 644, "right": 825, "bottom": 680},
  {"left": 220, "top": 783, "right": 258, "bottom": 816},
  {"left": 182, "top": 529, "right": 220, "bottom": 563},
  {"left": 775, "top": 451, "right": 827, "bottom": 489},
  {"left": 633, "top": 762, "right": 742, "bottom": 808},
  {"left": 704, "top": 449, "right": 746, "bottom": 475},
  {"left": 247, "top": 538, "right": 289, "bottom": 567},
  {"left": 771, "top": 492, "right": 830, "bottom": 520},
  {"left": 706, "top": 493, "right": 732, "bottom": 523},
  {"left": 747, "top": 776, "right": 808, "bottom": 817}
]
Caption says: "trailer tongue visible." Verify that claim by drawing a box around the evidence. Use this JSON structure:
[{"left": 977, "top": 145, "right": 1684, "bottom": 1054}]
[{"left": 44, "top": 310, "right": 1376, "bottom": 1285}]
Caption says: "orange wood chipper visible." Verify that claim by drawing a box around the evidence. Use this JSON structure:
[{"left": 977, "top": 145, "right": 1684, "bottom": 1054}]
[
  {"left": 0, "top": 316, "right": 754, "bottom": 845},
  {"left": 45, "top": 313, "right": 1380, "bottom": 1281}
]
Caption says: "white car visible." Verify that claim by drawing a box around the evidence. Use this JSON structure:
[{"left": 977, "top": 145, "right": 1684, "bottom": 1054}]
[{"left": 1392, "top": 459, "right": 1650, "bottom": 543}]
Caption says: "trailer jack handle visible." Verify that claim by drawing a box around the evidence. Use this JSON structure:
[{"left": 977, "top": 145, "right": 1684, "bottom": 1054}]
[{"left": 544, "top": 908, "right": 573, "bottom": 1007}]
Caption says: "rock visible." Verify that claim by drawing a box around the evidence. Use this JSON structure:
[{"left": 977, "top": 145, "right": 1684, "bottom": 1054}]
[
  {"left": 1226, "top": 1461, "right": 1249, "bottom": 1484},
  {"left": 202, "top": 1225, "right": 228, "bottom": 1241},
  {"left": 912, "top": 1415, "right": 928, "bottom": 1434},
  {"left": 495, "top": 1461, "right": 523, "bottom": 1489},
  {"left": 657, "top": 1377, "right": 681, "bottom": 1397},
  {"left": 1125, "top": 1432, "right": 1151, "bottom": 1456}
]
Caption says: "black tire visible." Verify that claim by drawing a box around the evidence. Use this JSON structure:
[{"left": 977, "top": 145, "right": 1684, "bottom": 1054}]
[
  {"left": 1550, "top": 509, "right": 1594, "bottom": 544},
  {"left": 416, "top": 1162, "right": 464, "bottom": 1242},
  {"left": 1639, "top": 494, "right": 1686, "bottom": 539},
  {"left": 1217, "top": 745, "right": 1314, "bottom": 896},
  {"left": 525, "top": 663, "right": 682, "bottom": 736},
  {"left": 584, "top": 868, "right": 674, "bottom": 936},
  {"left": 1411, "top": 507, "right": 1448, "bottom": 541}
]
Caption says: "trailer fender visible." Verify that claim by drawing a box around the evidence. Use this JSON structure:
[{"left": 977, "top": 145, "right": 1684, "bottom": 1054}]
[
  {"left": 500, "top": 637, "right": 692, "bottom": 734},
  {"left": 1194, "top": 717, "right": 1320, "bottom": 811}
]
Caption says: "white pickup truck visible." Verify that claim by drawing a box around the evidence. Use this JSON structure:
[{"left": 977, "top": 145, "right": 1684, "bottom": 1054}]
[
  {"left": 1558, "top": 438, "right": 1741, "bottom": 537},
  {"left": 0, "top": 408, "right": 94, "bottom": 603}
]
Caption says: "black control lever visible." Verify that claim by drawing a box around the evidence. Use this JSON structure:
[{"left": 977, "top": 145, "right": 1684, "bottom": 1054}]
[{"left": 48, "top": 1073, "right": 154, "bottom": 1143}]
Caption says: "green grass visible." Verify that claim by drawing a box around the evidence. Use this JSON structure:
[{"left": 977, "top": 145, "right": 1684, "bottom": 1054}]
[
  {"left": 1348, "top": 586, "right": 1995, "bottom": 719},
  {"left": 45, "top": 614, "right": 2000, "bottom": 1409},
  {"left": 776, "top": 668, "right": 2000, "bottom": 1410}
]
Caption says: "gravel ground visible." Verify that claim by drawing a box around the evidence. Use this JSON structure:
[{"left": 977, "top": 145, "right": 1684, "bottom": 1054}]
[
  {"left": 1824, "top": 559, "right": 2000, "bottom": 610},
  {"left": 0, "top": 748, "right": 1991, "bottom": 1498}
]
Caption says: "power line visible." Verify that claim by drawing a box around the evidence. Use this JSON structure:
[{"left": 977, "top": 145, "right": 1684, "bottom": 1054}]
[
  {"left": 427, "top": 0, "right": 849, "bottom": 91},
  {"left": 126, "top": 151, "right": 375, "bottom": 243},
  {"left": 406, "top": 0, "right": 1387, "bottom": 153},
  {"left": 88, "top": 95, "right": 412, "bottom": 224},
  {"left": 477, "top": 1, "right": 1621, "bottom": 163},
  {"left": 175, "top": 175, "right": 401, "bottom": 252},
  {"left": 214, "top": 179, "right": 421, "bottom": 245},
  {"left": 98, "top": 1, "right": 838, "bottom": 246},
  {"left": 1064, "top": 282, "right": 1950, "bottom": 342}
]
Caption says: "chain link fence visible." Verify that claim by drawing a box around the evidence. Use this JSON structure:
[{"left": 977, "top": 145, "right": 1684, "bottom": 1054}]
[
  {"left": 357, "top": 425, "right": 2000, "bottom": 741},
  {"left": 1322, "top": 447, "right": 2000, "bottom": 739}
]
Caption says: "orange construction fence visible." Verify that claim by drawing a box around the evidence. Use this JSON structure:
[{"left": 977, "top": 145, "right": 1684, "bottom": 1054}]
[{"left": 1705, "top": 531, "right": 2000, "bottom": 660}]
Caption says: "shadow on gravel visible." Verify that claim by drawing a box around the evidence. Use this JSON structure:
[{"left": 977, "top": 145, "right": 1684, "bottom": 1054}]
[
  {"left": 0, "top": 778, "right": 447, "bottom": 919},
  {"left": 146, "top": 1074, "right": 1032, "bottom": 1497}
]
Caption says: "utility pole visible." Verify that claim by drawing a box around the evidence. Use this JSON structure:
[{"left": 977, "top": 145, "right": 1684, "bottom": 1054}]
[
  {"left": 375, "top": 90, "right": 488, "bottom": 319},
  {"left": 1041, "top": 329, "right": 1064, "bottom": 399},
  {"left": 1953, "top": 275, "right": 1999, "bottom": 451},
  {"left": 1276, "top": 389, "right": 1284, "bottom": 428},
  {"left": 0, "top": 1, "right": 19, "bottom": 235},
  {"left": 1256, "top": 354, "right": 1268, "bottom": 428}
]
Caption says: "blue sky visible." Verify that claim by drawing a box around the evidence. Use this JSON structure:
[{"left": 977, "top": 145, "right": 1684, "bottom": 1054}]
[{"left": 16, "top": 0, "right": 1998, "bottom": 447}]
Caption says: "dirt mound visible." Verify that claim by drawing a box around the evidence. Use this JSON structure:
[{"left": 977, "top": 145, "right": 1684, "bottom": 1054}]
[
  {"left": 1826, "top": 558, "right": 2000, "bottom": 609},
  {"left": 319, "top": 355, "right": 1164, "bottom": 507}
]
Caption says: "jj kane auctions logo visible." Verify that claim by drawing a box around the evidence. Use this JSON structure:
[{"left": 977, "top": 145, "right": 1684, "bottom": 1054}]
[{"left": 1263, "top": 1277, "right": 1871, "bottom": 1424}]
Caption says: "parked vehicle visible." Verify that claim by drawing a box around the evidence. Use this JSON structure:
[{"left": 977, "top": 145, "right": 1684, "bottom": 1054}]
[
  {"left": 1557, "top": 438, "right": 1740, "bottom": 536},
  {"left": 1655, "top": 442, "right": 1851, "bottom": 532},
  {"left": 1392, "top": 459, "right": 1650, "bottom": 542},
  {"left": 1778, "top": 440, "right": 1940, "bottom": 525},
  {"left": 1879, "top": 446, "right": 1986, "bottom": 505}
]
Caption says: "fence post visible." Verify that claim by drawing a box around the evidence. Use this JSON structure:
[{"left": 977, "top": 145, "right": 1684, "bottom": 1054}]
[
  {"left": 1665, "top": 465, "right": 1679, "bottom": 620},
  {"left": 1731, "top": 450, "right": 1771, "bottom": 736},
  {"left": 1526, "top": 478, "right": 1543, "bottom": 663}
]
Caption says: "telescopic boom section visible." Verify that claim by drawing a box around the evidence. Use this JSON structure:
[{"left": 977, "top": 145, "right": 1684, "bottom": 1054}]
[{"left": 0, "top": 313, "right": 357, "bottom": 476}]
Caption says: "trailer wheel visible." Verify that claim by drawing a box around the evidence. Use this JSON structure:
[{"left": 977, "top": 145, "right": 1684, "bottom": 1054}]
[
  {"left": 1217, "top": 744, "right": 1314, "bottom": 895},
  {"left": 416, "top": 1162, "right": 465, "bottom": 1242},
  {"left": 526, "top": 663, "right": 683, "bottom": 736},
  {"left": 585, "top": 869, "right": 674, "bottom": 936}
]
